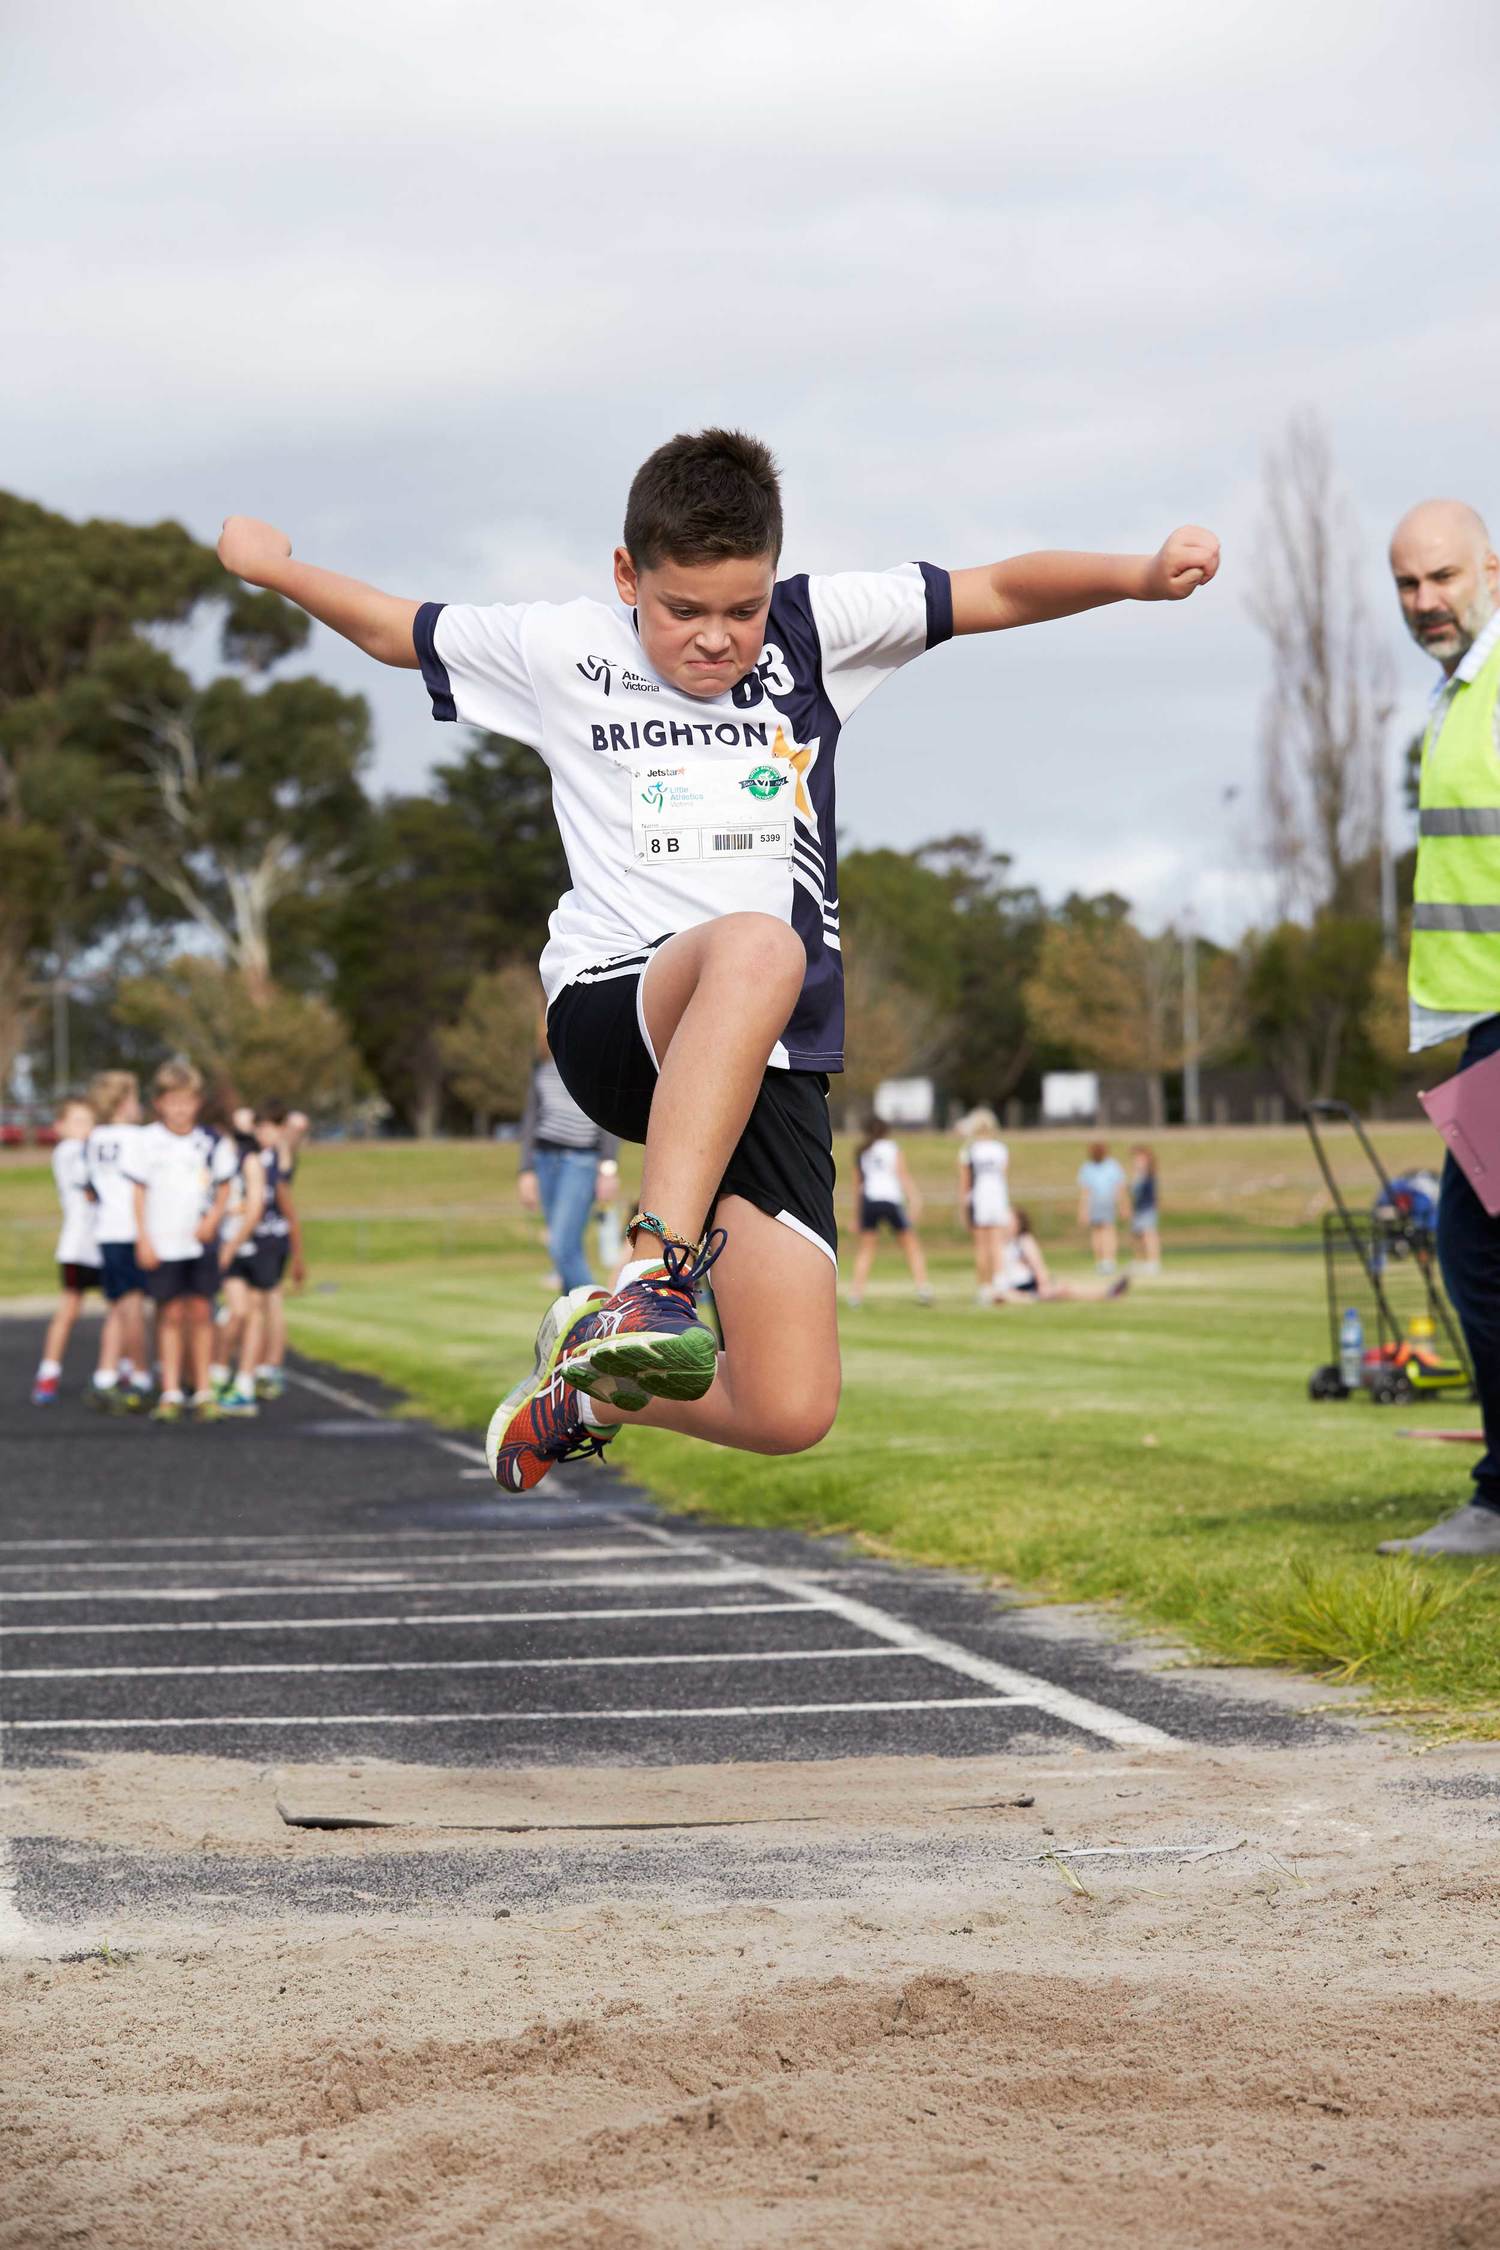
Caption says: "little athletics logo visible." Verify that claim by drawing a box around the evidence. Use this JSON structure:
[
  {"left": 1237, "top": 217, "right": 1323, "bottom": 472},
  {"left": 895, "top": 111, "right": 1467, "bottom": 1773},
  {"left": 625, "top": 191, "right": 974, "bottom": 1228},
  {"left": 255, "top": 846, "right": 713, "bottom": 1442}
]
[{"left": 740, "top": 765, "right": 789, "bottom": 803}]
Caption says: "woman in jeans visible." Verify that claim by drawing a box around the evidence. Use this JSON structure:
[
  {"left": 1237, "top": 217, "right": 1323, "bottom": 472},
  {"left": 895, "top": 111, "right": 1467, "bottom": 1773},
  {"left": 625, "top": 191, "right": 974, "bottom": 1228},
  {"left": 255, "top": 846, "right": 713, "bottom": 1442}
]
[{"left": 517, "top": 1032, "right": 620, "bottom": 1294}]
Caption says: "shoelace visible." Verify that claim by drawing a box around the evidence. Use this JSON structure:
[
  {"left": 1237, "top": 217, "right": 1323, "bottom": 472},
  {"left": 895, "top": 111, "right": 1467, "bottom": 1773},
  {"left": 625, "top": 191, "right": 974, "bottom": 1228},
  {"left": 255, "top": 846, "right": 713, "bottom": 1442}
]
[
  {"left": 531, "top": 1374, "right": 612, "bottom": 1467},
  {"left": 640, "top": 1227, "right": 727, "bottom": 1303}
]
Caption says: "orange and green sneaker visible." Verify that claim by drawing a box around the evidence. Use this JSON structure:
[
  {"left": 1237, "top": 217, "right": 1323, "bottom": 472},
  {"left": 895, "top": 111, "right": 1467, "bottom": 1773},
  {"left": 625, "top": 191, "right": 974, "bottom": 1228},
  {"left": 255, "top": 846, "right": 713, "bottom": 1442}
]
[
  {"left": 555, "top": 1232, "right": 725, "bottom": 1409},
  {"left": 485, "top": 1285, "right": 616, "bottom": 1493}
]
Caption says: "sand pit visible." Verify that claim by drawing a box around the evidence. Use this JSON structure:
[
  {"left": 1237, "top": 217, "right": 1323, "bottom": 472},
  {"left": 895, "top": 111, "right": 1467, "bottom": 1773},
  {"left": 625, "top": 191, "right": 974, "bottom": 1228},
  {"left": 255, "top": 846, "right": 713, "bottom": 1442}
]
[{"left": 4, "top": 1735, "right": 1500, "bottom": 2248}]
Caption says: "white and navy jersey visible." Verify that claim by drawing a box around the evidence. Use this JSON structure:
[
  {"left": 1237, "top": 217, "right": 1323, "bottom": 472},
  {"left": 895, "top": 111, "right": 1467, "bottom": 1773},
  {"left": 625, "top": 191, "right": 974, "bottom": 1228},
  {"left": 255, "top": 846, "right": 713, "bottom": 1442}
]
[
  {"left": 414, "top": 566, "right": 953, "bottom": 1073},
  {"left": 84, "top": 1122, "right": 142, "bottom": 1245},
  {"left": 52, "top": 1140, "right": 100, "bottom": 1268},
  {"left": 253, "top": 1145, "right": 291, "bottom": 1241},
  {"left": 962, "top": 1136, "right": 1011, "bottom": 1227},
  {"left": 125, "top": 1123, "right": 238, "bottom": 1263},
  {"left": 858, "top": 1137, "right": 906, "bottom": 1209}
]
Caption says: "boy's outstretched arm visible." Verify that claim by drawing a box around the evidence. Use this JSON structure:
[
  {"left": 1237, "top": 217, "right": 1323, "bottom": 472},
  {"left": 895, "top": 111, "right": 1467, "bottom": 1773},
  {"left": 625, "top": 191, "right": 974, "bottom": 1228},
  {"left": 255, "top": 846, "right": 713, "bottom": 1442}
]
[
  {"left": 951, "top": 526, "right": 1219, "bottom": 635},
  {"left": 217, "top": 517, "right": 419, "bottom": 668}
]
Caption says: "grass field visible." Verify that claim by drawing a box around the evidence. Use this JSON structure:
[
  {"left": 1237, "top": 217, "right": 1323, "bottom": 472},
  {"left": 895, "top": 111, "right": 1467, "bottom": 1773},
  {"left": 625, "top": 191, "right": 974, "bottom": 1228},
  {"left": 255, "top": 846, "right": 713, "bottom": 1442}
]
[{"left": 4, "top": 1124, "right": 1496, "bottom": 1737}]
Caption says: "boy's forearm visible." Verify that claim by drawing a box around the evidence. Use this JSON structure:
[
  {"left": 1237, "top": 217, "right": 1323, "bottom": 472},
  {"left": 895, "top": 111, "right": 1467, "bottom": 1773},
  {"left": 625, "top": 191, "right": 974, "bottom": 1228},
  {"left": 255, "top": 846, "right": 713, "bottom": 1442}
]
[
  {"left": 951, "top": 525, "right": 1218, "bottom": 635},
  {"left": 217, "top": 518, "right": 419, "bottom": 668}
]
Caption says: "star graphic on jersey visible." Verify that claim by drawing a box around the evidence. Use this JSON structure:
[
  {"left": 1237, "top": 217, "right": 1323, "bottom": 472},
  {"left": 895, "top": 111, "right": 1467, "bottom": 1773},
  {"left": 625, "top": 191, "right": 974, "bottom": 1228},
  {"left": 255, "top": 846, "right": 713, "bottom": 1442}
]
[{"left": 769, "top": 723, "right": 819, "bottom": 828}]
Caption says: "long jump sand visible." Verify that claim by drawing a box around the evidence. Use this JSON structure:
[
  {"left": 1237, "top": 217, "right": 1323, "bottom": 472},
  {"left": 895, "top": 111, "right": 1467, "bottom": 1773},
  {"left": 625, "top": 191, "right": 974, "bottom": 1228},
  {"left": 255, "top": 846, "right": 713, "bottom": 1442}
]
[{"left": 4, "top": 1729, "right": 1499, "bottom": 2249}]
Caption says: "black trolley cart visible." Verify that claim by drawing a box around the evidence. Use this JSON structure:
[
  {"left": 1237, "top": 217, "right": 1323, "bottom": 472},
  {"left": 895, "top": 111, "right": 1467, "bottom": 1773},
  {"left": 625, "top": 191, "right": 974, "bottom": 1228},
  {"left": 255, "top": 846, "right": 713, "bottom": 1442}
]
[{"left": 1303, "top": 1099, "right": 1473, "bottom": 1406}]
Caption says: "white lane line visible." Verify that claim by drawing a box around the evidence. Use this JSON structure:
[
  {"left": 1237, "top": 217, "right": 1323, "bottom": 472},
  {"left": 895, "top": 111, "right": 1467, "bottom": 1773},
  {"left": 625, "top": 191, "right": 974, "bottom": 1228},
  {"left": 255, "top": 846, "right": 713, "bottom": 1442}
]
[
  {"left": 0, "top": 1526, "right": 643, "bottom": 1555},
  {"left": 4, "top": 1600, "right": 817, "bottom": 1641},
  {"left": 0, "top": 1544, "right": 653, "bottom": 1578},
  {"left": 284, "top": 1367, "right": 490, "bottom": 1470},
  {"left": 3, "top": 1695, "right": 1034, "bottom": 1733},
  {"left": 0, "top": 1566, "right": 765, "bottom": 1607},
  {"left": 6, "top": 1645, "right": 902, "bottom": 1681},
  {"left": 615, "top": 1515, "right": 1177, "bottom": 1752}
]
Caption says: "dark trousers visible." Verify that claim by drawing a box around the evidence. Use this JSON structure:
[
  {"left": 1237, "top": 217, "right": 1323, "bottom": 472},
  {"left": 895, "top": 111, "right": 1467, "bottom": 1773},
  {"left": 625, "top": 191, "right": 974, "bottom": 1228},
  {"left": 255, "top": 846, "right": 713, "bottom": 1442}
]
[{"left": 1435, "top": 1011, "right": 1500, "bottom": 1513}]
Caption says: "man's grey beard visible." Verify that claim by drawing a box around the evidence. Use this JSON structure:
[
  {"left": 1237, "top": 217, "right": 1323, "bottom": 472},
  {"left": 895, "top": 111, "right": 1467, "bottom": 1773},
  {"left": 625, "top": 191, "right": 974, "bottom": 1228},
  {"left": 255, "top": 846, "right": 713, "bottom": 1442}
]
[{"left": 1408, "top": 584, "right": 1497, "bottom": 660}]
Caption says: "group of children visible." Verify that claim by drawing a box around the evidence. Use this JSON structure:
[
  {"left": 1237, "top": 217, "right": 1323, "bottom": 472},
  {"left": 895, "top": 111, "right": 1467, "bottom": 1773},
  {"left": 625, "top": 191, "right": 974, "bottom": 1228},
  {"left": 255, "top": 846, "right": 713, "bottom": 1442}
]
[
  {"left": 32, "top": 1061, "right": 307, "bottom": 1423},
  {"left": 851, "top": 1114, "right": 1159, "bottom": 1308}
]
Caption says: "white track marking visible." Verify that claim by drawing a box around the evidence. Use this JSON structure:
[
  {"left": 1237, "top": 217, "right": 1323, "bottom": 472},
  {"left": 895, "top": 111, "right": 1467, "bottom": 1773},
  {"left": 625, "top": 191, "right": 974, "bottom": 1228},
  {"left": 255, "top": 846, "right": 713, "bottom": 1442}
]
[
  {"left": 5, "top": 1600, "right": 816, "bottom": 1640},
  {"left": 0, "top": 1544, "right": 653, "bottom": 1578},
  {"left": 0, "top": 1830, "right": 33, "bottom": 1953},
  {"left": 5, "top": 1695, "right": 1033, "bottom": 1733},
  {"left": 0, "top": 1525, "right": 649, "bottom": 1554},
  {"left": 284, "top": 1367, "right": 489, "bottom": 1468},
  {"left": 8, "top": 1645, "right": 902, "bottom": 1681},
  {"left": 0, "top": 1566, "right": 765, "bottom": 1607},
  {"left": 615, "top": 1515, "right": 1176, "bottom": 1751}
]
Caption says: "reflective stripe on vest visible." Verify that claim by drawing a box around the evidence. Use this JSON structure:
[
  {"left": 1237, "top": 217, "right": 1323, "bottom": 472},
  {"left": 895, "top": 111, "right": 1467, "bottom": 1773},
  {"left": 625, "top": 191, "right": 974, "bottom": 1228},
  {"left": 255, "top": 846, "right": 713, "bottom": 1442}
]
[{"left": 1409, "top": 637, "right": 1500, "bottom": 1012}]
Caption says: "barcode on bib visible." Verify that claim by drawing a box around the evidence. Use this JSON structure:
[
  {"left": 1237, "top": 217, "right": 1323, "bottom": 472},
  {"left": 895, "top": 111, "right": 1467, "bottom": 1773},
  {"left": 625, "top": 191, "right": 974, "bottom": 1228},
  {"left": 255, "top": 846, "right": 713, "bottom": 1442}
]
[{"left": 713, "top": 832, "right": 756, "bottom": 852}]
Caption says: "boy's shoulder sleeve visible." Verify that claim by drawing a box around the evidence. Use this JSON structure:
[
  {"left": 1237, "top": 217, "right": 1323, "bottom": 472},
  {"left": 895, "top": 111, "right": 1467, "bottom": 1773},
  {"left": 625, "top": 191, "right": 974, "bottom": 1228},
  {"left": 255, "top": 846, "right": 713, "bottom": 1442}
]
[
  {"left": 412, "top": 598, "right": 546, "bottom": 746},
  {"left": 802, "top": 564, "right": 953, "bottom": 725}
]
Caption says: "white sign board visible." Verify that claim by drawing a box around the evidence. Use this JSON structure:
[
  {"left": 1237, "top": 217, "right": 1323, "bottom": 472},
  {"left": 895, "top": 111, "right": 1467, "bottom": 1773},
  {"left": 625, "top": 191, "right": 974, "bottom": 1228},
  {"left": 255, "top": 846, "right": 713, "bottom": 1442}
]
[
  {"left": 874, "top": 1077, "right": 936, "bottom": 1127},
  {"left": 1041, "top": 1071, "right": 1099, "bottom": 1123}
]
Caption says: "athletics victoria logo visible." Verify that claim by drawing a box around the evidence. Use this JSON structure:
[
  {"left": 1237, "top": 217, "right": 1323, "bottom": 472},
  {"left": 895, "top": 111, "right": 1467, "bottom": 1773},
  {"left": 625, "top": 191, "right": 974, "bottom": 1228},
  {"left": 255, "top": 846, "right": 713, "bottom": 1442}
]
[{"left": 577, "top": 654, "right": 614, "bottom": 695}]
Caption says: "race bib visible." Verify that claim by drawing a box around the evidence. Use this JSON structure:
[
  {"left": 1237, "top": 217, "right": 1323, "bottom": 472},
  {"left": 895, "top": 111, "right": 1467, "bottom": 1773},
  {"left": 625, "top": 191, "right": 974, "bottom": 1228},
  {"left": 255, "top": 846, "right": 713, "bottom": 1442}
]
[{"left": 630, "top": 758, "right": 794, "bottom": 865}]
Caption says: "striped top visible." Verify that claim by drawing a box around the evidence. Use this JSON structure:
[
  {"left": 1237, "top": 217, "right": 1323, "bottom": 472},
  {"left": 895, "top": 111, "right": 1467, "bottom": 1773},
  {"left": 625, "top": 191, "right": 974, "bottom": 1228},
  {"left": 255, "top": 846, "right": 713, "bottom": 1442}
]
[{"left": 519, "top": 1061, "right": 619, "bottom": 1168}]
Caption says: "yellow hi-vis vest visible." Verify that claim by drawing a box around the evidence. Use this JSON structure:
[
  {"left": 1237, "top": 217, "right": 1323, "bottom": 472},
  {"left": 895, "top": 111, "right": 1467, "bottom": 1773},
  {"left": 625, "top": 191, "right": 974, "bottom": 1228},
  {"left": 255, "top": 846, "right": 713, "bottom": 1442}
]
[{"left": 1410, "top": 635, "right": 1500, "bottom": 1013}]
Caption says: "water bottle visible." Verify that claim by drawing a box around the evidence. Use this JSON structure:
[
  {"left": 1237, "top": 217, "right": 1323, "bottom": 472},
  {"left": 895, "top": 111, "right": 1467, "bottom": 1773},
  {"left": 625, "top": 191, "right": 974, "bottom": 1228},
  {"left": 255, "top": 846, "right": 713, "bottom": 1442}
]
[{"left": 1338, "top": 1308, "right": 1364, "bottom": 1392}]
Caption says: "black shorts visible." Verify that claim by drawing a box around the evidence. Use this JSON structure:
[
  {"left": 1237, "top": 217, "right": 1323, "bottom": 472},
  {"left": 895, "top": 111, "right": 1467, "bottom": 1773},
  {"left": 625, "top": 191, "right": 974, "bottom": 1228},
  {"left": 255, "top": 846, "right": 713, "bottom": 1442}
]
[
  {"left": 858, "top": 1197, "right": 908, "bottom": 1234},
  {"left": 99, "top": 1242, "right": 145, "bottom": 1302},
  {"left": 229, "top": 1238, "right": 289, "bottom": 1292},
  {"left": 58, "top": 1262, "right": 100, "bottom": 1294},
  {"left": 547, "top": 962, "right": 838, "bottom": 1264},
  {"left": 144, "top": 1249, "right": 221, "bottom": 1305}
]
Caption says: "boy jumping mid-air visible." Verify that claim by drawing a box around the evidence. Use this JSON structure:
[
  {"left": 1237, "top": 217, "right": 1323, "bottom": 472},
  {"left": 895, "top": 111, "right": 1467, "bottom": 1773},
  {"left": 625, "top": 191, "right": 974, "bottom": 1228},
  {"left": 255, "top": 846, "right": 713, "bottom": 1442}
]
[{"left": 219, "top": 432, "right": 1218, "bottom": 1488}]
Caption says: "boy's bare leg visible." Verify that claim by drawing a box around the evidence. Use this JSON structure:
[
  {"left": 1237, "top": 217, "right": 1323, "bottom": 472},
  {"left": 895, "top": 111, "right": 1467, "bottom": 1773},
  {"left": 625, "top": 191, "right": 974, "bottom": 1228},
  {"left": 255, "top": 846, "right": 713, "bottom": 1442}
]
[
  {"left": 265, "top": 1285, "right": 286, "bottom": 1367},
  {"left": 123, "top": 1295, "right": 146, "bottom": 1370},
  {"left": 158, "top": 1304, "right": 185, "bottom": 1395},
  {"left": 605, "top": 1200, "right": 839, "bottom": 1453},
  {"left": 238, "top": 1296, "right": 265, "bottom": 1385},
  {"left": 901, "top": 1230, "right": 931, "bottom": 1291},
  {"left": 41, "top": 1291, "right": 83, "bottom": 1370},
  {"left": 187, "top": 1302, "right": 214, "bottom": 1395},
  {"left": 636, "top": 913, "right": 806, "bottom": 1245},
  {"left": 96, "top": 1301, "right": 122, "bottom": 1376}
]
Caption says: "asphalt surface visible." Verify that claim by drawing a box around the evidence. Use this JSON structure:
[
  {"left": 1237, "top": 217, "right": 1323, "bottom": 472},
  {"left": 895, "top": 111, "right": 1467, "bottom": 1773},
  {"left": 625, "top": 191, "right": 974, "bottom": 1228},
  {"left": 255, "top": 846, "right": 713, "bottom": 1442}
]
[{"left": 0, "top": 1313, "right": 1325, "bottom": 1773}]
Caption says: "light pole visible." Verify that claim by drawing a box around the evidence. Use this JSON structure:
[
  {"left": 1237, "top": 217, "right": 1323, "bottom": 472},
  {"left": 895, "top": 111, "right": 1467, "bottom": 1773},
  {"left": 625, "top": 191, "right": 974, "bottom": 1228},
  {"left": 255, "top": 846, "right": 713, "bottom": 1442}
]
[{"left": 1182, "top": 909, "right": 1201, "bottom": 1127}]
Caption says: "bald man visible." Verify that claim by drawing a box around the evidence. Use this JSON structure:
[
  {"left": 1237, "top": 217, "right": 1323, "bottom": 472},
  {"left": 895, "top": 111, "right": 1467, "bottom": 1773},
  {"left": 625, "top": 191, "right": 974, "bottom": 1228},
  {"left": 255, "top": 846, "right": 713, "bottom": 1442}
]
[{"left": 1382, "top": 499, "right": 1500, "bottom": 1555}]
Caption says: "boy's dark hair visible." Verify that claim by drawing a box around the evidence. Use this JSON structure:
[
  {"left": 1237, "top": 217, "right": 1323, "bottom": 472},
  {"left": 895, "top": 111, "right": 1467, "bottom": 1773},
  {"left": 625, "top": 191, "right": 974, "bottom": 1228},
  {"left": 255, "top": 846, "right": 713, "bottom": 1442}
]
[
  {"left": 256, "top": 1099, "right": 287, "bottom": 1125},
  {"left": 624, "top": 428, "right": 782, "bottom": 571}
]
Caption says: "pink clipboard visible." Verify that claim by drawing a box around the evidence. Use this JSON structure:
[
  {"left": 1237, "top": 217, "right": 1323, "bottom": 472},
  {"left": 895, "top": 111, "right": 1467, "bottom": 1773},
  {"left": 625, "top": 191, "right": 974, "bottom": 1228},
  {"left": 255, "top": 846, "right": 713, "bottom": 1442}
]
[{"left": 1420, "top": 1044, "right": 1500, "bottom": 1217}]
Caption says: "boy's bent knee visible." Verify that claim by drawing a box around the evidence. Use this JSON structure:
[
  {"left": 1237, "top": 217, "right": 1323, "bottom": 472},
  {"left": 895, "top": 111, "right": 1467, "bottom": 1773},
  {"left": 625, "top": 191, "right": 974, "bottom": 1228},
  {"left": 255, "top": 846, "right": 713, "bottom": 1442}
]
[{"left": 705, "top": 913, "right": 805, "bottom": 980}]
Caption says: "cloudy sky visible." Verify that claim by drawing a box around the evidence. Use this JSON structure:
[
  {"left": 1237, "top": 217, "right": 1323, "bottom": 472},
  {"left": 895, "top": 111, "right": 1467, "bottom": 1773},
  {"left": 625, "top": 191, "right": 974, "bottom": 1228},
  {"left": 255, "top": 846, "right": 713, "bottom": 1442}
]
[{"left": 11, "top": 0, "right": 1500, "bottom": 939}]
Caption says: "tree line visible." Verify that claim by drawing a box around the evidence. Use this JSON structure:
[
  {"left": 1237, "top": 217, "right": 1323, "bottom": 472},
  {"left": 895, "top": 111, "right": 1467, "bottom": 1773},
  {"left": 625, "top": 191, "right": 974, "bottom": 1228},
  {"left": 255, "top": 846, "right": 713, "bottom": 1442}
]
[{"left": 2, "top": 460, "right": 1435, "bottom": 1136}]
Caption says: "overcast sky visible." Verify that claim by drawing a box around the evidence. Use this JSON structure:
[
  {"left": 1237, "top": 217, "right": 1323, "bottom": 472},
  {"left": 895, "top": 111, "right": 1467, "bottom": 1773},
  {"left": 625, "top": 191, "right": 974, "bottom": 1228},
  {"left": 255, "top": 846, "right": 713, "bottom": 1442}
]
[{"left": 11, "top": 0, "right": 1500, "bottom": 939}]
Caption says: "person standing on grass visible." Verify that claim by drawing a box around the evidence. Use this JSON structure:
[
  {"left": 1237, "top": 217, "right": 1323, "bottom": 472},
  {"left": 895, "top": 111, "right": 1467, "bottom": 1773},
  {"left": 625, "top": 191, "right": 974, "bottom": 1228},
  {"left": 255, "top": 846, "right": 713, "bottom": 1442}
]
[
  {"left": 847, "top": 1119, "right": 933, "bottom": 1308},
  {"left": 1381, "top": 499, "right": 1500, "bottom": 1558},
  {"left": 30, "top": 1096, "right": 99, "bottom": 1405},
  {"left": 84, "top": 1072, "right": 152, "bottom": 1412},
  {"left": 519, "top": 1024, "right": 621, "bottom": 1295},
  {"left": 126, "top": 1061, "right": 238, "bottom": 1424},
  {"left": 956, "top": 1108, "right": 1012, "bottom": 1304},
  {"left": 1129, "top": 1144, "right": 1161, "bottom": 1273},
  {"left": 1077, "top": 1140, "right": 1128, "bottom": 1274},
  {"left": 218, "top": 431, "right": 1218, "bottom": 1494}
]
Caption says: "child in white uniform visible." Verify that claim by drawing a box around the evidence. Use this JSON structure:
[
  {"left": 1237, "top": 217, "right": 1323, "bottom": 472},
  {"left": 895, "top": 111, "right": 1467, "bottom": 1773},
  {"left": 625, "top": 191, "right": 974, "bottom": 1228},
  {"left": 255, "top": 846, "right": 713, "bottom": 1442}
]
[
  {"left": 956, "top": 1107, "right": 1011, "bottom": 1303},
  {"left": 847, "top": 1121, "right": 934, "bottom": 1308},
  {"left": 31, "top": 1096, "right": 99, "bottom": 1405},
  {"left": 85, "top": 1071, "right": 152, "bottom": 1411}
]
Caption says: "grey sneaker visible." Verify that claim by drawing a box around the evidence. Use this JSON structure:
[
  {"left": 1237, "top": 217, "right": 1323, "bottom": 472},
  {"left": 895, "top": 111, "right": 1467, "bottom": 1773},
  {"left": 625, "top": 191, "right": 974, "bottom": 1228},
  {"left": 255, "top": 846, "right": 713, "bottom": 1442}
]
[{"left": 1378, "top": 1503, "right": 1500, "bottom": 1557}]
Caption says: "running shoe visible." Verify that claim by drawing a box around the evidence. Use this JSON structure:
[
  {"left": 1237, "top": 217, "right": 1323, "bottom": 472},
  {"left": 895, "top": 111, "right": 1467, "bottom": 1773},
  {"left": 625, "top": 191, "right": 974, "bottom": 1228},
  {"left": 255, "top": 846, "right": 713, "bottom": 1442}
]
[
  {"left": 150, "top": 1397, "right": 184, "bottom": 1424},
  {"left": 485, "top": 1285, "right": 616, "bottom": 1493},
  {"left": 556, "top": 1233, "right": 725, "bottom": 1408},
  {"left": 254, "top": 1370, "right": 286, "bottom": 1402},
  {"left": 219, "top": 1391, "right": 260, "bottom": 1418},
  {"left": 193, "top": 1394, "right": 224, "bottom": 1423},
  {"left": 30, "top": 1376, "right": 58, "bottom": 1407}
]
